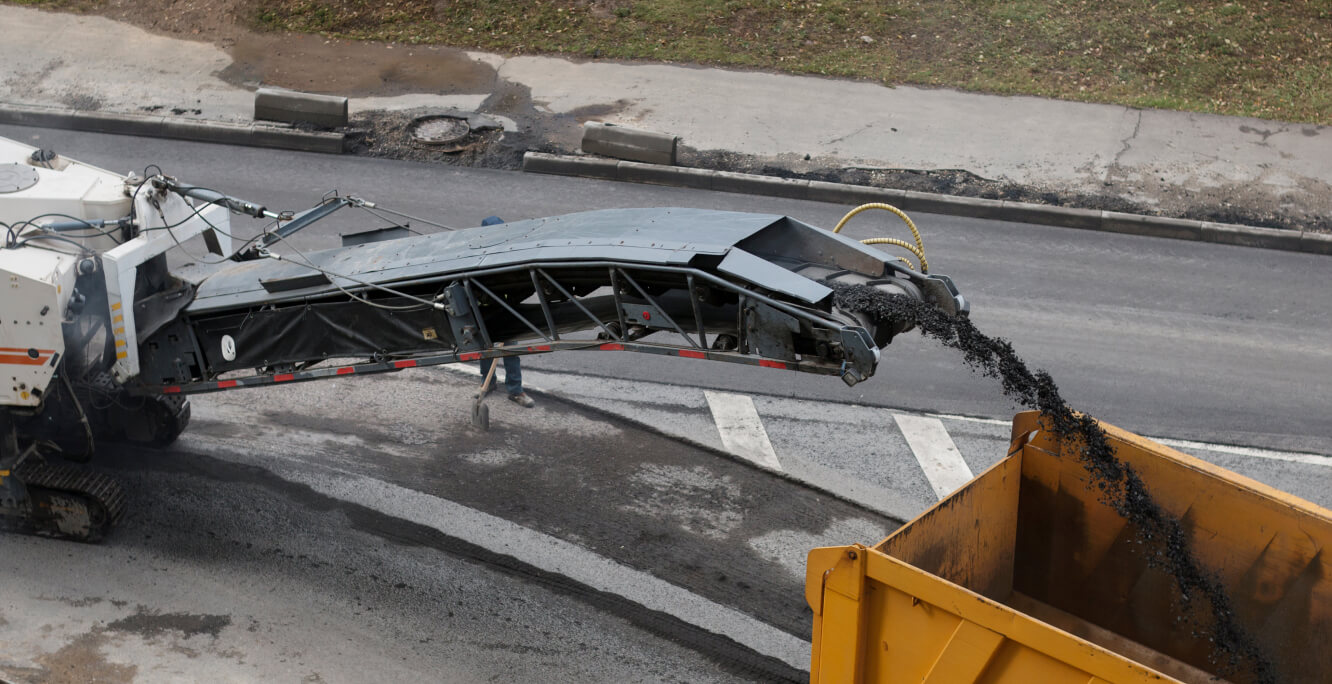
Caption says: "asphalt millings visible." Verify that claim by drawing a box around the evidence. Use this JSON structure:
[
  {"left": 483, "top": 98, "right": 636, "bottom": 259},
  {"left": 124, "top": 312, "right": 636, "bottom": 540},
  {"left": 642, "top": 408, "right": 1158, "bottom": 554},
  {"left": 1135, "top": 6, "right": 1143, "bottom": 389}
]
[{"left": 828, "top": 282, "right": 1276, "bottom": 683}]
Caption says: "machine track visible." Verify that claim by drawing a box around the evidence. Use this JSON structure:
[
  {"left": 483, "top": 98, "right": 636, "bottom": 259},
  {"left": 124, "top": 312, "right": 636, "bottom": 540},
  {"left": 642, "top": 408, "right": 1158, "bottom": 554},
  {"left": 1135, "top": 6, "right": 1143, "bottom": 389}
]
[{"left": 11, "top": 460, "right": 126, "bottom": 542}]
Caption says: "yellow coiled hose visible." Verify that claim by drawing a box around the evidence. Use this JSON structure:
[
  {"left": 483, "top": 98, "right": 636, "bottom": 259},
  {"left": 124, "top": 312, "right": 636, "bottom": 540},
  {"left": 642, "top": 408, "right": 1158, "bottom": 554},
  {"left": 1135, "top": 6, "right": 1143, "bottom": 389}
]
[{"left": 831, "top": 203, "right": 928, "bottom": 273}]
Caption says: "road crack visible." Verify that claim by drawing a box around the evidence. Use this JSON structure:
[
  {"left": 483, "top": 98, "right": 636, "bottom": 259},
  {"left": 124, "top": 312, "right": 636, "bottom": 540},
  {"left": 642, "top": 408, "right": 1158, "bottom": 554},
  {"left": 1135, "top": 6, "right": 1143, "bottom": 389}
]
[{"left": 1105, "top": 108, "right": 1144, "bottom": 183}]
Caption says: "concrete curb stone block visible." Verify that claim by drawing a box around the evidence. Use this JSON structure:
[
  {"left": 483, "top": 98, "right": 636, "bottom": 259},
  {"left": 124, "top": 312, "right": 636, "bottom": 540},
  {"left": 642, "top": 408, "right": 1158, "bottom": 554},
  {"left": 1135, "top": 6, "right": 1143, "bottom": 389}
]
[
  {"left": 248, "top": 124, "right": 346, "bottom": 154},
  {"left": 254, "top": 88, "right": 349, "bottom": 128},
  {"left": 711, "top": 170, "right": 811, "bottom": 200},
  {"left": 1201, "top": 222, "right": 1305, "bottom": 251},
  {"left": 618, "top": 161, "right": 713, "bottom": 188},
  {"left": 582, "top": 122, "right": 677, "bottom": 165},
  {"left": 901, "top": 191, "right": 1004, "bottom": 219},
  {"left": 1000, "top": 201, "right": 1101, "bottom": 230},
  {"left": 522, "top": 152, "right": 619, "bottom": 179},
  {"left": 806, "top": 181, "right": 905, "bottom": 207},
  {"left": 1102, "top": 212, "right": 1203, "bottom": 240},
  {"left": 0, "top": 103, "right": 345, "bottom": 153},
  {"left": 1298, "top": 231, "right": 1332, "bottom": 256}
]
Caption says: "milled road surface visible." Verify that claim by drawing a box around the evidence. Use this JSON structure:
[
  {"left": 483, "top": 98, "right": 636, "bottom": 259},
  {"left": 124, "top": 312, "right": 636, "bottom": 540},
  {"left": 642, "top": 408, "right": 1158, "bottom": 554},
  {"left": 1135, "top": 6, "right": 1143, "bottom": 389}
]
[{"left": 1, "top": 371, "right": 896, "bottom": 682}]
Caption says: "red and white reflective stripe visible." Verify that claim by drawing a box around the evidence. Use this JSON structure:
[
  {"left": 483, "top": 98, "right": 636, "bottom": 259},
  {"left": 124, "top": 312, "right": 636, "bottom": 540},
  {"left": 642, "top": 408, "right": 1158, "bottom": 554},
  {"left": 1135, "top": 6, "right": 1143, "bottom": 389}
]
[
  {"left": 0, "top": 347, "right": 55, "bottom": 366},
  {"left": 141, "top": 339, "right": 826, "bottom": 396}
]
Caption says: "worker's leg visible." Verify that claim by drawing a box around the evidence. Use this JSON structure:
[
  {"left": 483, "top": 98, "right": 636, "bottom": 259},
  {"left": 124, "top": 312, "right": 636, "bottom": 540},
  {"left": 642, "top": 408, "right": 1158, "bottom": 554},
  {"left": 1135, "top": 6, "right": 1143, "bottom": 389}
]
[{"left": 501, "top": 356, "right": 523, "bottom": 396}]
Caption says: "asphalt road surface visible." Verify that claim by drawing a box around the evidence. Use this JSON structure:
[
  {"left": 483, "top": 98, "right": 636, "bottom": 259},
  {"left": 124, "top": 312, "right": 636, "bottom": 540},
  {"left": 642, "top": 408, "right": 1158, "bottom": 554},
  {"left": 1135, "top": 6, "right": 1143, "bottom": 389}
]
[
  {"left": 4, "top": 124, "right": 1325, "bottom": 454},
  {"left": 1, "top": 126, "right": 1328, "bottom": 682}
]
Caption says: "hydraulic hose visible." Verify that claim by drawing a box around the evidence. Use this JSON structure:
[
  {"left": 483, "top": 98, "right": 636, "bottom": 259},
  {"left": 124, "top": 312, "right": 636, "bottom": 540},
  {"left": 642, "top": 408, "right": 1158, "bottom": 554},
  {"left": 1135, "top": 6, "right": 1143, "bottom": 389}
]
[{"left": 832, "top": 203, "right": 928, "bottom": 273}]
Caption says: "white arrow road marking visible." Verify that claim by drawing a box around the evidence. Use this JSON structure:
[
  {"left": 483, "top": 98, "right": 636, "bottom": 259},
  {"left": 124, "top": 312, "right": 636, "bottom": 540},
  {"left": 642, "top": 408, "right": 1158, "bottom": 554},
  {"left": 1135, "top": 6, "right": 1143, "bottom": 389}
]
[
  {"left": 893, "top": 413, "right": 973, "bottom": 499},
  {"left": 705, "top": 391, "right": 783, "bottom": 472}
]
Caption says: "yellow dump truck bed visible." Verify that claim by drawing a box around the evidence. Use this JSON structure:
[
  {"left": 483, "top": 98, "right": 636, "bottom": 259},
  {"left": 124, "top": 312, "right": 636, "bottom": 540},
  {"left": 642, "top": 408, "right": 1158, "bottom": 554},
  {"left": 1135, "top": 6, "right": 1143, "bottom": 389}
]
[{"left": 806, "top": 411, "right": 1332, "bottom": 683}]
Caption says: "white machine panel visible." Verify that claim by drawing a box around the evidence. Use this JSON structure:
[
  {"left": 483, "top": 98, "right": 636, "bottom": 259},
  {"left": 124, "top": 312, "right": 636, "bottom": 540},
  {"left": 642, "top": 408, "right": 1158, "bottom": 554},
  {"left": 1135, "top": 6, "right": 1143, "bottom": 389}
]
[
  {"left": 0, "top": 246, "right": 77, "bottom": 406},
  {"left": 0, "top": 137, "right": 131, "bottom": 254}
]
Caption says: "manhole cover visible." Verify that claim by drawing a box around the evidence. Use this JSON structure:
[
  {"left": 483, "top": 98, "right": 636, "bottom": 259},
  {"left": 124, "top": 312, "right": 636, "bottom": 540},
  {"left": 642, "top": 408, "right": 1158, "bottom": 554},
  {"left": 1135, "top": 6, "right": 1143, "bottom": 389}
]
[
  {"left": 0, "top": 163, "right": 40, "bottom": 194},
  {"left": 410, "top": 116, "right": 471, "bottom": 146}
]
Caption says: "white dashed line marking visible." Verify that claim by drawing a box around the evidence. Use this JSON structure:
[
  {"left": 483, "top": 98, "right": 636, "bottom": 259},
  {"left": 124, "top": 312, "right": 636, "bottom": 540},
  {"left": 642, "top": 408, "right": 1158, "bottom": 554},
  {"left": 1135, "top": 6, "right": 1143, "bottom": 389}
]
[
  {"left": 893, "top": 413, "right": 973, "bottom": 499},
  {"left": 704, "top": 390, "right": 783, "bottom": 472}
]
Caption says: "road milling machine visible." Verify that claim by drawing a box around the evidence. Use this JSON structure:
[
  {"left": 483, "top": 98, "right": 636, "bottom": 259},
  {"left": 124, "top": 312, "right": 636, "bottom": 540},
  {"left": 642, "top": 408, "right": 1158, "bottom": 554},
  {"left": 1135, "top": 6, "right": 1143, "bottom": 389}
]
[{"left": 0, "top": 135, "right": 965, "bottom": 542}]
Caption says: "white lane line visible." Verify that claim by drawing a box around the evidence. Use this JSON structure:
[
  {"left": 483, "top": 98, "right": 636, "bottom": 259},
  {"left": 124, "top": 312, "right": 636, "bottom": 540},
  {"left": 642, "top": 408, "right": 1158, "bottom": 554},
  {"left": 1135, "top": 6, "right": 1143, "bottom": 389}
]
[
  {"left": 1153, "top": 437, "right": 1331, "bottom": 467},
  {"left": 704, "top": 391, "right": 783, "bottom": 472},
  {"left": 185, "top": 433, "right": 810, "bottom": 673},
  {"left": 930, "top": 412, "right": 1012, "bottom": 427},
  {"left": 893, "top": 413, "right": 973, "bottom": 499}
]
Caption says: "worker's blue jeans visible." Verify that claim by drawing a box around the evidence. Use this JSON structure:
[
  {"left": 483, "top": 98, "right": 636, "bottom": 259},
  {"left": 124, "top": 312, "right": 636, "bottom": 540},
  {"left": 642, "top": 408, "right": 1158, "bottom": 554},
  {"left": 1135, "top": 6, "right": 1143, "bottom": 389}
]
[{"left": 480, "top": 356, "right": 523, "bottom": 396}]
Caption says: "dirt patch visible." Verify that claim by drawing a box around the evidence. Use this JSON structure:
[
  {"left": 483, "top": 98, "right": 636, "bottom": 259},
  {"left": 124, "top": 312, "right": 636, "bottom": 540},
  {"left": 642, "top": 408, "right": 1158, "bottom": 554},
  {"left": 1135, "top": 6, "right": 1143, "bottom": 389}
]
[
  {"left": 829, "top": 282, "right": 1277, "bottom": 683},
  {"left": 32, "top": 631, "right": 137, "bottom": 684},
  {"left": 57, "top": 92, "right": 102, "bottom": 111},
  {"left": 347, "top": 110, "right": 516, "bottom": 167},
  {"left": 343, "top": 75, "right": 586, "bottom": 169},
  {"left": 36, "top": 0, "right": 497, "bottom": 99},
  {"left": 106, "top": 607, "right": 231, "bottom": 640},
  {"left": 217, "top": 33, "right": 496, "bottom": 97}
]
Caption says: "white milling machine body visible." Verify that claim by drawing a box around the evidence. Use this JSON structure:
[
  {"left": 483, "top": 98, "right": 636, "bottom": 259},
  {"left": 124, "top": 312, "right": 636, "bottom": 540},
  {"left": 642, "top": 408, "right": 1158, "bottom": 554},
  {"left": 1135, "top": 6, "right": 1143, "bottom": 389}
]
[
  {"left": 0, "top": 136, "right": 235, "bottom": 540},
  {"left": 0, "top": 135, "right": 966, "bottom": 542}
]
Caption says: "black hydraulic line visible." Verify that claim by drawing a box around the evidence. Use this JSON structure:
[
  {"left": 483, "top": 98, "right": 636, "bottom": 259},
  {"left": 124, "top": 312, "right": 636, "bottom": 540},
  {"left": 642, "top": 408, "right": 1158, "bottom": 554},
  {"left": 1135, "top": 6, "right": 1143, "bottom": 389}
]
[
  {"left": 235, "top": 198, "right": 354, "bottom": 260},
  {"left": 42, "top": 216, "right": 134, "bottom": 233},
  {"left": 168, "top": 182, "right": 273, "bottom": 219}
]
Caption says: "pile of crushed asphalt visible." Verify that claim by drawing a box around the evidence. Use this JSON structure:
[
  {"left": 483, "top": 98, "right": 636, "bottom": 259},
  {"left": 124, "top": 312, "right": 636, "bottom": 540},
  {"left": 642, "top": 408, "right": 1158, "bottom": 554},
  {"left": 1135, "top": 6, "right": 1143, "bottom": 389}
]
[{"left": 828, "top": 282, "right": 1276, "bottom": 683}]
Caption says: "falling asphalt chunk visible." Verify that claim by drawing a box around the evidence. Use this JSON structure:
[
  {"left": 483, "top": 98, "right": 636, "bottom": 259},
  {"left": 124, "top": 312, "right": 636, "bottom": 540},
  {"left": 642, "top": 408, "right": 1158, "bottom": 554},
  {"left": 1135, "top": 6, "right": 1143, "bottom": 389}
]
[{"left": 827, "top": 281, "right": 1278, "bottom": 684}]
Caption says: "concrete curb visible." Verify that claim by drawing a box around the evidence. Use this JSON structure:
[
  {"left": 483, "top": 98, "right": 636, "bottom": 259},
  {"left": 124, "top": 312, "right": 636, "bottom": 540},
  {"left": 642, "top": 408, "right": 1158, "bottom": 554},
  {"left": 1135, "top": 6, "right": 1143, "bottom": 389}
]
[
  {"left": 524, "top": 152, "right": 1329, "bottom": 256},
  {"left": 581, "top": 121, "right": 677, "bottom": 165},
  {"left": 254, "top": 88, "right": 349, "bottom": 129},
  {"left": 0, "top": 103, "right": 345, "bottom": 154}
]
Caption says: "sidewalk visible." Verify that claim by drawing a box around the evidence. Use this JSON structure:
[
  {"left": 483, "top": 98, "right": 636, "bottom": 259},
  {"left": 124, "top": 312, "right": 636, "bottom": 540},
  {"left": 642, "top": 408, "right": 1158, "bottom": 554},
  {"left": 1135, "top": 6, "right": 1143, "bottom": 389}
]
[{"left": 1, "top": 3, "right": 1328, "bottom": 231}]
